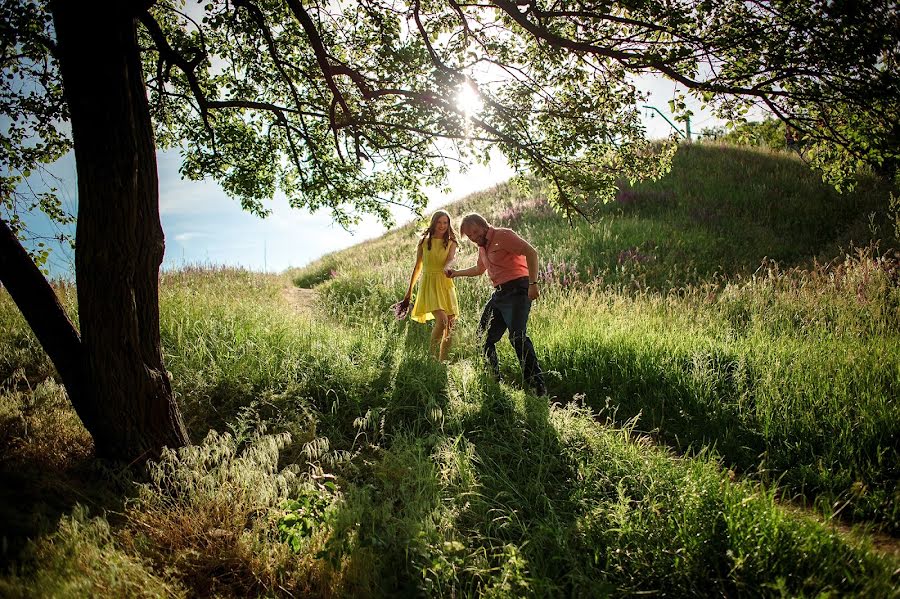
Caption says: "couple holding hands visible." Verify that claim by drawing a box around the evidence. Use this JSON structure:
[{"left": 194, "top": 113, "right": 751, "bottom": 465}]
[{"left": 399, "top": 210, "right": 547, "bottom": 397}]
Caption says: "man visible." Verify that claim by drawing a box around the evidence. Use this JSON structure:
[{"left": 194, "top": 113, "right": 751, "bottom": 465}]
[{"left": 446, "top": 213, "right": 547, "bottom": 396}]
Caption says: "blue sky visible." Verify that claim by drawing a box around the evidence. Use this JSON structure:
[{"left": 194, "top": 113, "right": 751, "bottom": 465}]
[{"left": 14, "top": 77, "right": 742, "bottom": 279}]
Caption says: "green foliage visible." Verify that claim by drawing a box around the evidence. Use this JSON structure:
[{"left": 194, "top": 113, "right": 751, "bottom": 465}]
[
  {"left": 0, "top": 506, "right": 185, "bottom": 598},
  {"left": 0, "top": 0, "right": 74, "bottom": 266},
  {"left": 278, "top": 484, "right": 337, "bottom": 553},
  {"left": 142, "top": 0, "right": 674, "bottom": 224},
  {"left": 291, "top": 145, "right": 900, "bottom": 531},
  {"left": 3, "top": 0, "right": 897, "bottom": 273},
  {"left": 302, "top": 145, "right": 895, "bottom": 294},
  {"left": 0, "top": 280, "right": 75, "bottom": 382},
  {"left": 700, "top": 118, "right": 789, "bottom": 150},
  {"left": 535, "top": 252, "right": 900, "bottom": 529},
  {"left": 890, "top": 192, "right": 900, "bottom": 242}
]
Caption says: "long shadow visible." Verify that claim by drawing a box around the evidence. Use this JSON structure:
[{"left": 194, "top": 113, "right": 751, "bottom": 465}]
[
  {"left": 316, "top": 371, "right": 583, "bottom": 596},
  {"left": 381, "top": 336, "right": 449, "bottom": 438},
  {"left": 0, "top": 450, "right": 135, "bottom": 571},
  {"left": 288, "top": 351, "right": 895, "bottom": 596},
  {"left": 543, "top": 339, "right": 900, "bottom": 532},
  {"left": 548, "top": 344, "right": 765, "bottom": 472},
  {"left": 316, "top": 328, "right": 452, "bottom": 596},
  {"left": 450, "top": 383, "right": 585, "bottom": 593},
  {"left": 341, "top": 353, "right": 589, "bottom": 594}
]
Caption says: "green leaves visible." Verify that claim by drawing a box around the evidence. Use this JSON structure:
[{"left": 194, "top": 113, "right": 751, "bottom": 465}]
[
  {"left": 1, "top": 0, "right": 72, "bottom": 263},
  {"left": 4, "top": 0, "right": 897, "bottom": 248},
  {"left": 276, "top": 483, "right": 337, "bottom": 553},
  {"left": 139, "top": 0, "right": 681, "bottom": 224}
]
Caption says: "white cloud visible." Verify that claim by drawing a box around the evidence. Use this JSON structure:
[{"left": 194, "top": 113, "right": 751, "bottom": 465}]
[{"left": 173, "top": 231, "right": 209, "bottom": 243}]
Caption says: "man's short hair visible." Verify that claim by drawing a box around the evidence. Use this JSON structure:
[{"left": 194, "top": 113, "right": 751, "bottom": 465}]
[{"left": 460, "top": 213, "right": 489, "bottom": 231}]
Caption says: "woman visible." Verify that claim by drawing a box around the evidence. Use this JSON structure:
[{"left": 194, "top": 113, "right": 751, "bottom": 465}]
[{"left": 400, "top": 210, "right": 460, "bottom": 361}]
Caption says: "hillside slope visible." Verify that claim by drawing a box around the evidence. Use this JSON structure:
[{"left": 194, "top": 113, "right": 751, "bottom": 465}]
[
  {"left": 296, "top": 143, "right": 896, "bottom": 291},
  {"left": 293, "top": 143, "right": 900, "bottom": 531}
]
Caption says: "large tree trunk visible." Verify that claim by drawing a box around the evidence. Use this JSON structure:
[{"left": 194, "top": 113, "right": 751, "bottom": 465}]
[{"left": 50, "top": 0, "right": 189, "bottom": 462}]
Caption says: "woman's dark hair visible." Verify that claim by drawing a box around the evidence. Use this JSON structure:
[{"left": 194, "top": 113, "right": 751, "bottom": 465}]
[{"left": 422, "top": 210, "right": 457, "bottom": 250}]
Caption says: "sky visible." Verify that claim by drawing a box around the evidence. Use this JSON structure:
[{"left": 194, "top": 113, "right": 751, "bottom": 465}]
[{"left": 14, "top": 75, "right": 742, "bottom": 279}]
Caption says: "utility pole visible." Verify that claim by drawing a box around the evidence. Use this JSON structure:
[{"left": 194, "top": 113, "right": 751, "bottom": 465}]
[{"left": 642, "top": 105, "right": 688, "bottom": 140}]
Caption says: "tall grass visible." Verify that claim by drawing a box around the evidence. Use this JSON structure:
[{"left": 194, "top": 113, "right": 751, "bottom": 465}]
[
  {"left": 4, "top": 275, "right": 897, "bottom": 595},
  {"left": 533, "top": 250, "right": 899, "bottom": 528},
  {"left": 295, "top": 144, "right": 900, "bottom": 531},
  {"left": 1, "top": 143, "right": 898, "bottom": 596}
]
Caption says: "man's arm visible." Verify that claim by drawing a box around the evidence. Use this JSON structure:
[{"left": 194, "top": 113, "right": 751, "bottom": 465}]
[
  {"left": 447, "top": 263, "right": 486, "bottom": 278},
  {"left": 447, "top": 251, "right": 486, "bottom": 278},
  {"left": 522, "top": 241, "right": 540, "bottom": 300}
]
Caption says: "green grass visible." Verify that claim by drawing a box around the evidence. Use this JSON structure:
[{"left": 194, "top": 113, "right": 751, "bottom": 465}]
[
  {"left": 1, "top": 143, "right": 899, "bottom": 596},
  {"left": 300, "top": 143, "right": 900, "bottom": 531},
  {"left": 534, "top": 273, "right": 899, "bottom": 528}
]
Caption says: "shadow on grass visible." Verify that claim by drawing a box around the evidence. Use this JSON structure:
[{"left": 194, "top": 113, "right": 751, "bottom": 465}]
[
  {"left": 0, "top": 449, "right": 136, "bottom": 571},
  {"left": 329, "top": 359, "right": 590, "bottom": 595},
  {"left": 544, "top": 341, "right": 899, "bottom": 532},
  {"left": 549, "top": 344, "right": 765, "bottom": 469},
  {"left": 452, "top": 384, "right": 589, "bottom": 595},
  {"left": 311, "top": 327, "right": 454, "bottom": 595}
]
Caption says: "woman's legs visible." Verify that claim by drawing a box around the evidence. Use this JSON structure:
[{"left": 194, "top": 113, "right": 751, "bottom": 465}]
[
  {"left": 440, "top": 315, "right": 456, "bottom": 362},
  {"left": 430, "top": 310, "right": 448, "bottom": 358}
]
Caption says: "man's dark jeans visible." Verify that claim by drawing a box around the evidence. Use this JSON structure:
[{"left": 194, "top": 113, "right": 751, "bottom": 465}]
[{"left": 478, "top": 276, "right": 545, "bottom": 388}]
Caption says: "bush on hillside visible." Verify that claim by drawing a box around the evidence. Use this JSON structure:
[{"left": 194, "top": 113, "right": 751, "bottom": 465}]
[{"left": 700, "top": 118, "right": 789, "bottom": 150}]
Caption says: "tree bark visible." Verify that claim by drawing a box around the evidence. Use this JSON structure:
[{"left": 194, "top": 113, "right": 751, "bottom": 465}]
[
  {"left": 50, "top": 0, "right": 189, "bottom": 462},
  {"left": 0, "top": 219, "right": 90, "bottom": 418}
]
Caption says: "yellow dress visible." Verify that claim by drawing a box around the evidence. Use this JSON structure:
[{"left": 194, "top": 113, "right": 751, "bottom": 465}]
[{"left": 410, "top": 240, "right": 460, "bottom": 323}]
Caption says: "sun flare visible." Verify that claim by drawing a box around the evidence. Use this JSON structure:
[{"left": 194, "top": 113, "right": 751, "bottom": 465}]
[{"left": 456, "top": 82, "right": 483, "bottom": 117}]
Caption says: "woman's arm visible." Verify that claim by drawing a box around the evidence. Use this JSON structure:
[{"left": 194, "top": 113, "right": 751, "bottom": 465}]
[
  {"left": 404, "top": 240, "right": 424, "bottom": 300},
  {"left": 443, "top": 241, "right": 458, "bottom": 270}
]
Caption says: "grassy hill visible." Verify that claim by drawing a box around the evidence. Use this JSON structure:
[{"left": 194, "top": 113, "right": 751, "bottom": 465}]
[
  {"left": 301, "top": 142, "right": 900, "bottom": 521},
  {"left": 1, "top": 143, "right": 898, "bottom": 596}
]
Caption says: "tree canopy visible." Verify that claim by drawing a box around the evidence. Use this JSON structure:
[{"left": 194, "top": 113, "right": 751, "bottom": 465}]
[
  {"left": 1, "top": 0, "right": 72, "bottom": 269},
  {"left": 5, "top": 0, "right": 897, "bottom": 234}
]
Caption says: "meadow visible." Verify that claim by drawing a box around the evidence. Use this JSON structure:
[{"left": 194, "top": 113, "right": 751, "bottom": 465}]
[{"left": 0, "top": 143, "right": 898, "bottom": 596}]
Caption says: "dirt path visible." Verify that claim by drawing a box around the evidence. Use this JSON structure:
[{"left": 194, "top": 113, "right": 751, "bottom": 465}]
[
  {"left": 777, "top": 501, "right": 900, "bottom": 559},
  {"left": 281, "top": 286, "right": 318, "bottom": 313}
]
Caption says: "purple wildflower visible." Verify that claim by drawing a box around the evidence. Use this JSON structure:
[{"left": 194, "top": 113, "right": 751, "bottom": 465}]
[{"left": 391, "top": 298, "right": 411, "bottom": 320}]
